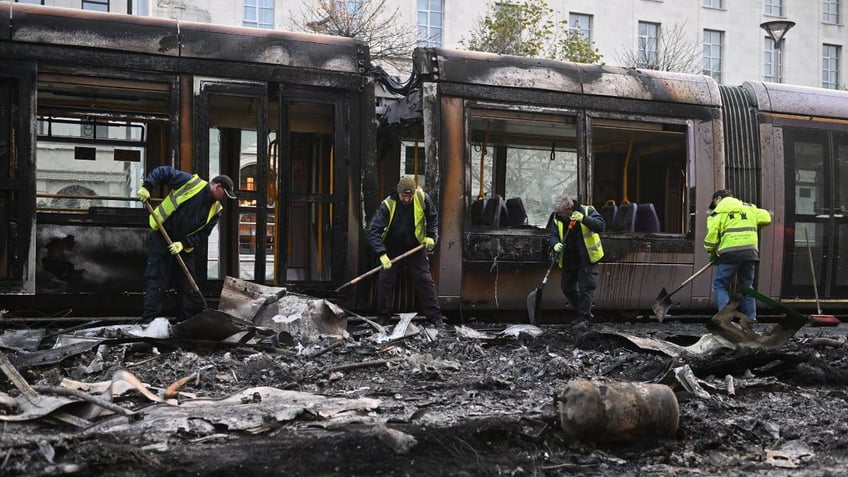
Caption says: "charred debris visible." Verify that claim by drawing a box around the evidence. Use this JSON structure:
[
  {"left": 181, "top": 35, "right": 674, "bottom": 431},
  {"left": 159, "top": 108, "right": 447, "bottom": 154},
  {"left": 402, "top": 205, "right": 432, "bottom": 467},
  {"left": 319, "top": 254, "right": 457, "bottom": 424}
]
[{"left": 2, "top": 277, "right": 848, "bottom": 476}]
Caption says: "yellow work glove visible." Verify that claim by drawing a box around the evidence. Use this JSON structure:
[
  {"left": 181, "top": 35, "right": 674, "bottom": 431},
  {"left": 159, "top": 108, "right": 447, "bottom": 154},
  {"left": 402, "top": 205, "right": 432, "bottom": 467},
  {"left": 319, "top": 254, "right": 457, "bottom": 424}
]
[
  {"left": 137, "top": 187, "right": 150, "bottom": 202},
  {"left": 423, "top": 237, "right": 435, "bottom": 251},
  {"left": 569, "top": 211, "right": 584, "bottom": 222},
  {"left": 168, "top": 242, "right": 184, "bottom": 255},
  {"left": 553, "top": 242, "right": 564, "bottom": 253},
  {"left": 379, "top": 254, "right": 392, "bottom": 270}
]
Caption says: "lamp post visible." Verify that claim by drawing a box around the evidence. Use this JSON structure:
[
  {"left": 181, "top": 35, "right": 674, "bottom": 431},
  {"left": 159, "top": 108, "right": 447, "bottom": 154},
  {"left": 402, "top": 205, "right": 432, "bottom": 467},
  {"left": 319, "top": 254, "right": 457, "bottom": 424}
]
[
  {"left": 760, "top": 20, "right": 794, "bottom": 83},
  {"left": 760, "top": 20, "right": 795, "bottom": 49}
]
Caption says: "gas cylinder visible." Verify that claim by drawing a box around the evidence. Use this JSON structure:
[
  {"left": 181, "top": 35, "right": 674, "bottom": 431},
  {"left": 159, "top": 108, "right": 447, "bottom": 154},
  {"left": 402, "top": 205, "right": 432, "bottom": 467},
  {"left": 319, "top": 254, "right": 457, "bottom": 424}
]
[{"left": 556, "top": 380, "right": 679, "bottom": 442}]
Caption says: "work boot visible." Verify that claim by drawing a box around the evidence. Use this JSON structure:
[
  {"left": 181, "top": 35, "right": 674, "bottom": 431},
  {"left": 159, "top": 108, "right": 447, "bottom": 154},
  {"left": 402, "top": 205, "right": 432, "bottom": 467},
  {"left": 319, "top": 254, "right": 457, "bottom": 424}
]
[{"left": 426, "top": 314, "right": 447, "bottom": 328}]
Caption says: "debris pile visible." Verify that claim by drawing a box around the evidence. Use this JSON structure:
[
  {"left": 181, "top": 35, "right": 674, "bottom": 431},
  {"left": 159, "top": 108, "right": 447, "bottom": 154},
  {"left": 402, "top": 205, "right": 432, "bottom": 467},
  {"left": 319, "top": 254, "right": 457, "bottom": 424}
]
[{"left": 2, "top": 280, "right": 848, "bottom": 475}]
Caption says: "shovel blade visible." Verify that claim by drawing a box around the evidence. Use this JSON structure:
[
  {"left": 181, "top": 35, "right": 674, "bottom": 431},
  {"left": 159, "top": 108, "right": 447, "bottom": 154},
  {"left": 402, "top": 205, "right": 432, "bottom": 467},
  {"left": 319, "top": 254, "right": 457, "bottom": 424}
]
[
  {"left": 527, "top": 288, "right": 543, "bottom": 325},
  {"left": 651, "top": 288, "right": 673, "bottom": 321}
]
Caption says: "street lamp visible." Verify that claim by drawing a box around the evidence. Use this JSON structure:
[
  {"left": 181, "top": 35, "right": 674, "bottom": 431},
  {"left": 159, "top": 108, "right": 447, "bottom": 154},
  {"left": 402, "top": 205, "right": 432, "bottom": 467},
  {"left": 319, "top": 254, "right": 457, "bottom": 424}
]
[
  {"left": 760, "top": 20, "right": 794, "bottom": 83},
  {"left": 760, "top": 20, "right": 795, "bottom": 49}
]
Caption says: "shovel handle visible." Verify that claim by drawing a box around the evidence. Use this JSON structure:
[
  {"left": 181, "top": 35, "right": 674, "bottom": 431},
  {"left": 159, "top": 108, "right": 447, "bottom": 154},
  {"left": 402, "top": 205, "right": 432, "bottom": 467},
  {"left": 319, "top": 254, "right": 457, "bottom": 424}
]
[
  {"left": 334, "top": 244, "right": 426, "bottom": 293},
  {"left": 668, "top": 262, "right": 713, "bottom": 296},
  {"left": 144, "top": 200, "right": 209, "bottom": 309}
]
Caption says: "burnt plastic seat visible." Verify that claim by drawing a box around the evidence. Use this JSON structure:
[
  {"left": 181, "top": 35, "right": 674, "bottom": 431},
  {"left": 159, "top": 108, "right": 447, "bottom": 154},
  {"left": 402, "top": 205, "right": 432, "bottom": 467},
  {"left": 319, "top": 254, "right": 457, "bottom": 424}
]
[
  {"left": 635, "top": 203, "right": 661, "bottom": 232},
  {"left": 471, "top": 196, "right": 509, "bottom": 227},
  {"left": 505, "top": 197, "right": 528, "bottom": 226},
  {"left": 600, "top": 202, "right": 618, "bottom": 228},
  {"left": 612, "top": 202, "right": 637, "bottom": 231}
]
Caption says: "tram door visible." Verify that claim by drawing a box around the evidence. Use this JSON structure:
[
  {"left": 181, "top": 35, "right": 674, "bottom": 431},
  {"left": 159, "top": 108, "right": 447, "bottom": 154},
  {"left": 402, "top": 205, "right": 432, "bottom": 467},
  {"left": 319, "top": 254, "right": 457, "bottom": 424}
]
[
  {"left": 197, "top": 81, "right": 270, "bottom": 284},
  {"left": 0, "top": 64, "right": 36, "bottom": 294},
  {"left": 198, "top": 82, "right": 347, "bottom": 287},
  {"left": 279, "top": 91, "right": 344, "bottom": 285},
  {"left": 782, "top": 127, "right": 848, "bottom": 299}
]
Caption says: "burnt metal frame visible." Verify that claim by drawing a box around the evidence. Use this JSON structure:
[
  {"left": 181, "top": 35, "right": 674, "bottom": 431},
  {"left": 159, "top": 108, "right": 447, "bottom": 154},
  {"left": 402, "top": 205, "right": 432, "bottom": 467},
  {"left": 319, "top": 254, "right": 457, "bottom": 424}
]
[{"left": 0, "top": 62, "right": 36, "bottom": 292}]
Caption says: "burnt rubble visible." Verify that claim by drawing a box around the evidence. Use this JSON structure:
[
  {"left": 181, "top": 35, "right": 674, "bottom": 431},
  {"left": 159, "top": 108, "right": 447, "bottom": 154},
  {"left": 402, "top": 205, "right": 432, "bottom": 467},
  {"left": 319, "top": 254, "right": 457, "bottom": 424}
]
[{"left": 2, "top": 284, "right": 848, "bottom": 476}]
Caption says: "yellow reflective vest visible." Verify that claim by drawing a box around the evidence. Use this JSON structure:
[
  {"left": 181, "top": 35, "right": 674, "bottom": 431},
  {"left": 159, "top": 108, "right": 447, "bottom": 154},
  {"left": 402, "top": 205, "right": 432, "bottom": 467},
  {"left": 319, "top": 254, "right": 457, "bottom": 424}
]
[
  {"left": 380, "top": 189, "right": 427, "bottom": 244},
  {"left": 148, "top": 174, "right": 222, "bottom": 253},
  {"left": 704, "top": 197, "right": 771, "bottom": 258},
  {"left": 554, "top": 205, "right": 604, "bottom": 267}
]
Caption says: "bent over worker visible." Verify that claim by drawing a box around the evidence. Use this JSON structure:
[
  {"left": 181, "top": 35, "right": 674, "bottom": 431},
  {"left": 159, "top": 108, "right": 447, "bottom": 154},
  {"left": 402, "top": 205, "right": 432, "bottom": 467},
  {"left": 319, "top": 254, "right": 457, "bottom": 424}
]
[
  {"left": 548, "top": 193, "right": 605, "bottom": 323},
  {"left": 366, "top": 176, "right": 446, "bottom": 327},
  {"left": 137, "top": 166, "right": 237, "bottom": 322},
  {"left": 704, "top": 189, "right": 772, "bottom": 320}
]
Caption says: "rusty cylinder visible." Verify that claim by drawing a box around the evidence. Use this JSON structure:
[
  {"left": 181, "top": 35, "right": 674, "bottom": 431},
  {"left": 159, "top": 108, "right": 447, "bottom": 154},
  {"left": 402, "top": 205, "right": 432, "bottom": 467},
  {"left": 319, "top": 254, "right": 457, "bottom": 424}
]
[{"left": 556, "top": 380, "right": 679, "bottom": 442}]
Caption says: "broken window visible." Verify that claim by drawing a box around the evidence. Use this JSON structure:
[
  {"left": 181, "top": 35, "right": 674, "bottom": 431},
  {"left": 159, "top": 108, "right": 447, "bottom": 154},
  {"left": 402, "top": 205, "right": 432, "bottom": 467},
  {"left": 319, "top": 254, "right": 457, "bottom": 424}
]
[
  {"left": 34, "top": 74, "right": 171, "bottom": 213},
  {"left": 469, "top": 109, "right": 578, "bottom": 229},
  {"left": 591, "top": 118, "right": 689, "bottom": 234}
]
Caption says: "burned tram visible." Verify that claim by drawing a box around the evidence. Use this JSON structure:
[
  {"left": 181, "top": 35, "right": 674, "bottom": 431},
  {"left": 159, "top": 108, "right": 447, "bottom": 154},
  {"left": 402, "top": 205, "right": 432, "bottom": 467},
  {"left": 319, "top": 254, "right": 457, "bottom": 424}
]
[
  {"left": 376, "top": 48, "right": 848, "bottom": 318},
  {"left": 0, "top": 4, "right": 375, "bottom": 316}
]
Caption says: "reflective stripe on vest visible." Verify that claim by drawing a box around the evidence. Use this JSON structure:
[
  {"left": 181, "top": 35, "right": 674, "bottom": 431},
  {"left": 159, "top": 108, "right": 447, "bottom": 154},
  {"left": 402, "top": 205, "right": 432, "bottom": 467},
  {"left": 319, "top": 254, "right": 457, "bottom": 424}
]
[
  {"left": 554, "top": 205, "right": 604, "bottom": 267},
  {"left": 148, "top": 174, "right": 222, "bottom": 253},
  {"left": 380, "top": 189, "right": 427, "bottom": 244}
]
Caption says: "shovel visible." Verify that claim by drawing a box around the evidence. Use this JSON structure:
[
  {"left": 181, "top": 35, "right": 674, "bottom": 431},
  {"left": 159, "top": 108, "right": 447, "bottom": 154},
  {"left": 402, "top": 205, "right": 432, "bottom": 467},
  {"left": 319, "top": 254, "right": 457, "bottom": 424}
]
[
  {"left": 334, "top": 244, "right": 426, "bottom": 293},
  {"left": 527, "top": 220, "right": 574, "bottom": 325},
  {"left": 144, "top": 200, "right": 247, "bottom": 334},
  {"left": 804, "top": 228, "right": 840, "bottom": 326},
  {"left": 651, "top": 262, "right": 713, "bottom": 321}
]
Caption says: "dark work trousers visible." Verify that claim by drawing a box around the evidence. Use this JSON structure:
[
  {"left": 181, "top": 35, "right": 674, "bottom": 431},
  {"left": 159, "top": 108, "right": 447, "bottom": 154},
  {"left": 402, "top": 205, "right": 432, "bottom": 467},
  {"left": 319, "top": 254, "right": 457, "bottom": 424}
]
[
  {"left": 375, "top": 248, "right": 441, "bottom": 319},
  {"left": 143, "top": 234, "right": 199, "bottom": 321},
  {"left": 560, "top": 262, "right": 600, "bottom": 321}
]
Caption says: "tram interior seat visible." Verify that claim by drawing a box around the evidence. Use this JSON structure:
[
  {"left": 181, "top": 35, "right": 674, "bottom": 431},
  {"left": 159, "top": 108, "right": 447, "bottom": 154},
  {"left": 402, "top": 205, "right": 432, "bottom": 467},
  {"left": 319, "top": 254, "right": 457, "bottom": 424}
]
[
  {"left": 634, "top": 203, "right": 661, "bottom": 232},
  {"left": 471, "top": 196, "right": 509, "bottom": 227},
  {"left": 611, "top": 202, "right": 637, "bottom": 231},
  {"left": 505, "top": 198, "right": 528, "bottom": 226},
  {"left": 600, "top": 203, "right": 618, "bottom": 228}
]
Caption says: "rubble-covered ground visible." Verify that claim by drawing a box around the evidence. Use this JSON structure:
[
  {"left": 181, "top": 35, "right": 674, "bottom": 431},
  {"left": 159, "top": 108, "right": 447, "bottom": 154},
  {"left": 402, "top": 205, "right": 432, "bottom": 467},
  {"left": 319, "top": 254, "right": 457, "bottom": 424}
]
[{"left": 2, "top": 309, "right": 848, "bottom": 476}]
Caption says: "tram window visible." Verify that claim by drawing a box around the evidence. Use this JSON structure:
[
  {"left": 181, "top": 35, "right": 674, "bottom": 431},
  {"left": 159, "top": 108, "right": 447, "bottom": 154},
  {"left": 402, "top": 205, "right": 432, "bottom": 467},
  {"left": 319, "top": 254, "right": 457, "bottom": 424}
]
[
  {"left": 469, "top": 110, "right": 578, "bottom": 228},
  {"left": 591, "top": 119, "right": 688, "bottom": 234},
  {"left": 34, "top": 74, "right": 171, "bottom": 213},
  {"left": 35, "top": 116, "right": 148, "bottom": 212}
]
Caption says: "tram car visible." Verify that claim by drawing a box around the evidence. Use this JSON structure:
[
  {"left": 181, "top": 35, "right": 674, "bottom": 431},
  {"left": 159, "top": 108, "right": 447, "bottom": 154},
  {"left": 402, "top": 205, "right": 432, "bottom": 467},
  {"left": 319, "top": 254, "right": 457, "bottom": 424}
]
[
  {"left": 0, "top": 3, "right": 374, "bottom": 316},
  {"left": 373, "top": 47, "right": 848, "bottom": 319}
]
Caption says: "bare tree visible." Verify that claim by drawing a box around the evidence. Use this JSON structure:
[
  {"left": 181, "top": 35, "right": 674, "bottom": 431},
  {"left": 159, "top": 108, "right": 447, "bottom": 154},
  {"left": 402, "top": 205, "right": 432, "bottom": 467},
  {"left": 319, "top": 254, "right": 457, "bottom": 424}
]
[
  {"left": 616, "top": 22, "right": 700, "bottom": 73},
  {"left": 292, "top": 0, "right": 417, "bottom": 66}
]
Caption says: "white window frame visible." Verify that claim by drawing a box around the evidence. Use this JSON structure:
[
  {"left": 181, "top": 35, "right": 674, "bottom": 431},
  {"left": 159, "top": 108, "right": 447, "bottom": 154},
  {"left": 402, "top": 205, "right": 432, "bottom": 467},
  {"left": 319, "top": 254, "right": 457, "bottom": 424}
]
[
  {"left": 765, "top": 0, "right": 784, "bottom": 16},
  {"left": 417, "top": 0, "right": 444, "bottom": 47},
  {"left": 638, "top": 21, "right": 660, "bottom": 69},
  {"left": 703, "top": 30, "right": 723, "bottom": 83},
  {"left": 703, "top": 0, "right": 724, "bottom": 8},
  {"left": 569, "top": 13, "right": 593, "bottom": 42},
  {"left": 764, "top": 38, "right": 784, "bottom": 83},
  {"left": 82, "top": 0, "right": 109, "bottom": 12},
  {"left": 243, "top": 0, "right": 274, "bottom": 30},
  {"left": 823, "top": 0, "right": 840, "bottom": 24},
  {"left": 823, "top": 44, "right": 840, "bottom": 89}
]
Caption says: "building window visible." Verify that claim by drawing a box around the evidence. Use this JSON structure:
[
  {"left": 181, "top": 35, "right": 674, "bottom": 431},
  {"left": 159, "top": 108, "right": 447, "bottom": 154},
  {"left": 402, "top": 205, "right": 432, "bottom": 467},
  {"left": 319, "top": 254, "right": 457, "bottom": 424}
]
[
  {"left": 703, "top": 0, "right": 723, "bottom": 8},
  {"left": 82, "top": 0, "right": 109, "bottom": 12},
  {"left": 823, "top": 44, "right": 841, "bottom": 89},
  {"left": 243, "top": 0, "right": 273, "bottom": 29},
  {"left": 823, "top": 0, "right": 840, "bottom": 23},
  {"left": 637, "top": 21, "right": 660, "bottom": 69},
  {"left": 765, "top": 0, "right": 784, "bottom": 16},
  {"left": 15, "top": 0, "right": 45, "bottom": 4},
  {"left": 417, "top": 0, "right": 443, "bottom": 47},
  {"left": 703, "top": 30, "right": 723, "bottom": 83},
  {"left": 569, "top": 13, "right": 593, "bottom": 42},
  {"left": 764, "top": 37, "right": 784, "bottom": 82}
]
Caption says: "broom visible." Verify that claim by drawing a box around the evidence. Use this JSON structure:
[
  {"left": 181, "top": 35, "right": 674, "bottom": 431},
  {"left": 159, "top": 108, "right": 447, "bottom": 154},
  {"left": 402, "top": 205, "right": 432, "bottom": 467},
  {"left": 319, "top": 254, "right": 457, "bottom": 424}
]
[{"left": 805, "top": 228, "right": 840, "bottom": 326}]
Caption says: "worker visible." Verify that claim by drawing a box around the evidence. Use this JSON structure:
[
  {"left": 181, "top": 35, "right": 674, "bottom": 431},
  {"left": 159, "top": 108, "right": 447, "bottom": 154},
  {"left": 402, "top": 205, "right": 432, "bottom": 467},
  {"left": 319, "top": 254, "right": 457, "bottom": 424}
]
[
  {"left": 366, "top": 176, "right": 446, "bottom": 327},
  {"left": 548, "top": 193, "right": 605, "bottom": 323},
  {"left": 137, "top": 166, "right": 237, "bottom": 322},
  {"left": 704, "top": 189, "right": 772, "bottom": 320}
]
